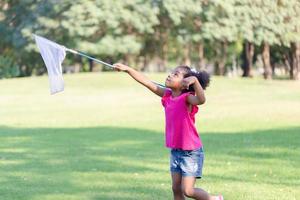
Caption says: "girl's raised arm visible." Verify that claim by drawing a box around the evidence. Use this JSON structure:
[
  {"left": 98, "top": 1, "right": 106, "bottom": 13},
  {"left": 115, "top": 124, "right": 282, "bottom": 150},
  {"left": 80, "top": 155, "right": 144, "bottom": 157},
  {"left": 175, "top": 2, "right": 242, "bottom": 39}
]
[{"left": 113, "top": 63, "right": 165, "bottom": 97}]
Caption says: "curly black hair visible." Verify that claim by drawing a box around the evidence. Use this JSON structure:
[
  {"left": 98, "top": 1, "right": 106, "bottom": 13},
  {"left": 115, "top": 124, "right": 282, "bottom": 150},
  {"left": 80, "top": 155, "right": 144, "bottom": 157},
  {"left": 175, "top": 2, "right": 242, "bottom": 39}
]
[{"left": 177, "top": 65, "right": 210, "bottom": 92}]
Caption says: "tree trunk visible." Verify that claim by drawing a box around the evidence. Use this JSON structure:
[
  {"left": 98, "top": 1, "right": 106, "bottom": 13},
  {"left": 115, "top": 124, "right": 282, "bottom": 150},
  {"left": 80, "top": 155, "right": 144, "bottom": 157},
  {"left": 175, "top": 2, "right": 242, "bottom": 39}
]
[
  {"left": 242, "top": 41, "right": 254, "bottom": 77},
  {"left": 124, "top": 54, "right": 135, "bottom": 68},
  {"left": 141, "top": 55, "right": 150, "bottom": 72},
  {"left": 88, "top": 59, "right": 94, "bottom": 72},
  {"left": 158, "top": 17, "right": 169, "bottom": 72},
  {"left": 193, "top": 16, "right": 204, "bottom": 70},
  {"left": 215, "top": 41, "right": 227, "bottom": 76},
  {"left": 296, "top": 43, "right": 300, "bottom": 80},
  {"left": 197, "top": 43, "right": 205, "bottom": 70},
  {"left": 77, "top": 55, "right": 83, "bottom": 72},
  {"left": 262, "top": 42, "right": 272, "bottom": 79},
  {"left": 182, "top": 43, "right": 191, "bottom": 66},
  {"left": 283, "top": 53, "right": 291, "bottom": 76},
  {"left": 291, "top": 42, "right": 300, "bottom": 80},
  {"left": 24, "top": 65, "right": 33, "bottom": 76},
  {"left": 161, "top": 40, "right": 168, "bottom": 72}
]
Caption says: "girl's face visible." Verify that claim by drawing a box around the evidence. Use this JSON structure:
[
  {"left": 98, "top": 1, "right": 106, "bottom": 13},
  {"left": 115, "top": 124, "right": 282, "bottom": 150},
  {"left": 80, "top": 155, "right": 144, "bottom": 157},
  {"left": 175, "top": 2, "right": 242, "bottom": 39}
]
[{"left": 165, "top": 67, "right": 187, "bottom": 89}]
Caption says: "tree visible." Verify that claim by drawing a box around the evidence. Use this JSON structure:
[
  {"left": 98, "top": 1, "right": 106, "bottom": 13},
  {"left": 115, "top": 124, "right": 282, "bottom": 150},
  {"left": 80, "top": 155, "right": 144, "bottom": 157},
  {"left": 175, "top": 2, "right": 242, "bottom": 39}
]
[
  {"left": 280, "top": 0, "right": 300, "bottom": 80},
  {"left": 163, "top": 0, "right": 203, "bottom": 68},
  {"left": 234, "top": 0, "right": 256, "bottom": 77},
  {"left": 202, "top": 0, "right": 238, "bottom": 75},
  {"left": 0, "top": 0, "right": 73, "bottom": 76},
  {"left": 1, "top": 0, "right": 300, "bottom": 81},
  {"left": 61, "top": 0, "right": 159, "bottom": 71},
  {"left": 250, "top": 0, "right": 285, "bottom": 79}
]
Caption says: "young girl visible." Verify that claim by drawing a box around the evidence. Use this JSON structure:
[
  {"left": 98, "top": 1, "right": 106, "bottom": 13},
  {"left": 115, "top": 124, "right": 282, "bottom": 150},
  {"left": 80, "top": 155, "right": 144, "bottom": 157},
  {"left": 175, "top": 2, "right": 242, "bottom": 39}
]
[{"left": 113, "top": 63, "right": 223, "bottom": 200}]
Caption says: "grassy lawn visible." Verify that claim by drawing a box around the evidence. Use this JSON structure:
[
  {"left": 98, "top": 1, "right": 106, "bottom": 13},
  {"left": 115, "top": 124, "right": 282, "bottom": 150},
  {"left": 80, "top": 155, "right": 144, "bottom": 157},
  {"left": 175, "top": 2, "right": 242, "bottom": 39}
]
[{"left": 0, "top": 72, "right": 299, "bottom": 200}]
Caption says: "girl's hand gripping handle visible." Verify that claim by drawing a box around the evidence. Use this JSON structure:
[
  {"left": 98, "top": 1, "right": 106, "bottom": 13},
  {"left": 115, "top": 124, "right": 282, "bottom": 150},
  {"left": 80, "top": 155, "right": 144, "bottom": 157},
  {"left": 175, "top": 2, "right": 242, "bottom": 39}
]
[{"left": 113, "top": 63, "right": 130, "bottom": 72}]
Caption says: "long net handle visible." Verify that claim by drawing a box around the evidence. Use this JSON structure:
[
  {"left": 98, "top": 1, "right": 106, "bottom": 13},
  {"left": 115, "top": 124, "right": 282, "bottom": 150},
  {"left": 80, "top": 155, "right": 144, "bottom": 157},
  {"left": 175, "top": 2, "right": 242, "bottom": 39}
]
[
  {"left": 66, "top": 48, "right": 114, "bottom": 68},
  {"left": 66, "top": 48, "right": 166, "bottom": 88}
]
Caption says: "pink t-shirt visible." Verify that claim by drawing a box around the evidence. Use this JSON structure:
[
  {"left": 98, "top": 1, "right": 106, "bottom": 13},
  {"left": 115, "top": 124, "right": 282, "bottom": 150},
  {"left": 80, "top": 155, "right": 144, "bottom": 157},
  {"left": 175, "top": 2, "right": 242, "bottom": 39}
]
[{"left": 161, "top": 89, "right": 203, "bottom": 150}]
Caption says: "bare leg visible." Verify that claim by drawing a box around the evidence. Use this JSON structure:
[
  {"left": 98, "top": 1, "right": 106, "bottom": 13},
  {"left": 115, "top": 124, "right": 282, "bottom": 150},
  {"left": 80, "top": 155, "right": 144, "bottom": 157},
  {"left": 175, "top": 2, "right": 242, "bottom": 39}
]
[
  {"left": 181, "top": 176, "right": 216, "bottom": 200},
  {"left": 171, "top": 172, "right": 185, "bottom": 200}
]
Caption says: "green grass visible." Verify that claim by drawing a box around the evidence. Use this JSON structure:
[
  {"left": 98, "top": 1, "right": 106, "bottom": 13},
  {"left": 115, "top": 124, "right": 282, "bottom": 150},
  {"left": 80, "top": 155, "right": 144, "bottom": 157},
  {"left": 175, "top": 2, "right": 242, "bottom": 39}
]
[{"left": 0, "top": 72, "right": 299, "bottom": 200}]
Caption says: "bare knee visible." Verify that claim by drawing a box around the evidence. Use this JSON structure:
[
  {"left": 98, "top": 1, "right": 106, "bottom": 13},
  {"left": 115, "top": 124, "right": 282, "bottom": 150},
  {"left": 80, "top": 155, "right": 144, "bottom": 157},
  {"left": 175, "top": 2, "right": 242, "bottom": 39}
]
[{"left": 182, "top": 187, "right": 195, "bottom": 198}]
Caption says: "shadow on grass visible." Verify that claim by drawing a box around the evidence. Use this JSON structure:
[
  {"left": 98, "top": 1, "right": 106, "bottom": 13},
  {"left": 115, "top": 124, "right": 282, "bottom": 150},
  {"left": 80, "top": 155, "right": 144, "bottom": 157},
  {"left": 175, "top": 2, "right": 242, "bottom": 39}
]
[
  {"left": 0, "top": 126, "right": 299, "bottom": 199},
  {"left": 202, "top": 127, "right": 300, "bottom": 188},
  {"left": 0, "top": 126, "right": 168, "bottom": 200}
]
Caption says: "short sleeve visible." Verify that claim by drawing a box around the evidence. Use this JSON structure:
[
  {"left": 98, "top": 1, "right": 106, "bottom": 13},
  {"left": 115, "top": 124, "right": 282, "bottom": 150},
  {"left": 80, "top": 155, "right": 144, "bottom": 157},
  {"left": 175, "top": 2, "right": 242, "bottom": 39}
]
[{"left": 161, "top": 89, "right": 172, "bottom": 107}]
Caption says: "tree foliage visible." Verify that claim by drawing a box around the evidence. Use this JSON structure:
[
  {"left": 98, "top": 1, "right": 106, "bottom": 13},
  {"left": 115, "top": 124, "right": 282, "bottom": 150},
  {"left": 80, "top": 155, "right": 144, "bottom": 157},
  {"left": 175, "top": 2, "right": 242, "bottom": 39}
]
[{"left": 1, "top": 0, "right": 300, "bottom": 79}]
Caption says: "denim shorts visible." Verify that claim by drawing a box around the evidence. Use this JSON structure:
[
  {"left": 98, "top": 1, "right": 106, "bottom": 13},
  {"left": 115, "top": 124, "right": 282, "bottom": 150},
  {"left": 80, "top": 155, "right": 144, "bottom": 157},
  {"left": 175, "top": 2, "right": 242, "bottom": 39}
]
[{"left": 170, "top": 147, "right": 204, "bottom": 179}]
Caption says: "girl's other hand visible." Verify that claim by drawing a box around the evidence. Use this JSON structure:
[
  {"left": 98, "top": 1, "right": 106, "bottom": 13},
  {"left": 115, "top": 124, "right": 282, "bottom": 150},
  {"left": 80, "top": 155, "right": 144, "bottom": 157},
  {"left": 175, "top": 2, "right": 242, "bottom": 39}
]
[
  {"left": 182, "top": 76, "right": 196, "bottom": 89},
  {"left": 113, "top": 63, "right": 130, "bottom": 72}
]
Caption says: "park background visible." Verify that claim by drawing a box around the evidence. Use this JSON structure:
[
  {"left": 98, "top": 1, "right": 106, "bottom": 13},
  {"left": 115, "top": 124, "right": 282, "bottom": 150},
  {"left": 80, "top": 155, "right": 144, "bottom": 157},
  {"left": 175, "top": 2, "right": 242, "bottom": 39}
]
[{"left": 1, "top": 1, "right": 300, "bottom": 200}]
